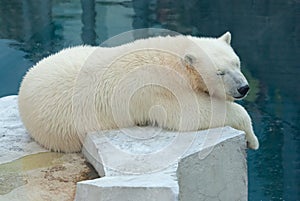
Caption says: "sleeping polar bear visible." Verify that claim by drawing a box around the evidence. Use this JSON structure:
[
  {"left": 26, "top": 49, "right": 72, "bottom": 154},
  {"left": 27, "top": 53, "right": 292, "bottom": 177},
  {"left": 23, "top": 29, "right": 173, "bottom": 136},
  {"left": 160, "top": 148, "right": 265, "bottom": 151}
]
[{"left": 18, "top": 32, "right": 259, "bottom": 152}]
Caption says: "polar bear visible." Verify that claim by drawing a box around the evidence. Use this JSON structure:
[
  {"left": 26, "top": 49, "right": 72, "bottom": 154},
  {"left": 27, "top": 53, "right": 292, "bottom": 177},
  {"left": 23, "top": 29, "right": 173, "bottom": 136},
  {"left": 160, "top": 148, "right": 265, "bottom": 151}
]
[{"left": 18, "top": 32, "right": 259, "bottom": 152}]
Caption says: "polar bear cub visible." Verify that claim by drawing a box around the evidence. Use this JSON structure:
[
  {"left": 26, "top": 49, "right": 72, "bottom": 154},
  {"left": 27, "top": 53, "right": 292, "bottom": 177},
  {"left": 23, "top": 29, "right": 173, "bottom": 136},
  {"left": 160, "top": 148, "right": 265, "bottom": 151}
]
[{"left": 18, "top": 32, "right": 259, "bottom": 152}]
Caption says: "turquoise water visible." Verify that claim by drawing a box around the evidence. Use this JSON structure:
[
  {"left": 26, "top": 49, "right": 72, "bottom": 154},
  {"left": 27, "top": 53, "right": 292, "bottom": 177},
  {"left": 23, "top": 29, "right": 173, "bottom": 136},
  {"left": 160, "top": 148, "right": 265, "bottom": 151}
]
[{"left": 0, "top": 0, "right": 299, "bottom": 200}]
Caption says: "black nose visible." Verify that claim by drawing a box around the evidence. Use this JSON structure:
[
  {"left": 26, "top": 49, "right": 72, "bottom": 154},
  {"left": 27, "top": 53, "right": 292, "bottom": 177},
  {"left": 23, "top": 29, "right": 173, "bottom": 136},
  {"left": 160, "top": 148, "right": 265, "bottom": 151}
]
[{"left": 238, "top": 85, "right": 250, "bottom": 96}]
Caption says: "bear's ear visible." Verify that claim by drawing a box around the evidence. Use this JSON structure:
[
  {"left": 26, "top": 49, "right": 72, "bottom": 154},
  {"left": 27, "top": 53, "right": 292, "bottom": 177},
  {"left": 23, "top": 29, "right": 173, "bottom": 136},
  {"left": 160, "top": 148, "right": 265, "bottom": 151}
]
[
  {"left": 181, "top": 54, "right": 196, "bottom": 68},
  {"left": 219, "top": 31, "right": 231, "bottom": 45}
]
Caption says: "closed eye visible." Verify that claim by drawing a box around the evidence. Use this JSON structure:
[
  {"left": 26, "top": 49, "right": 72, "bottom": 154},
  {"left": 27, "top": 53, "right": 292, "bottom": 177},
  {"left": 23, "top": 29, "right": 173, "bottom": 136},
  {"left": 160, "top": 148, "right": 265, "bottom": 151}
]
[
  {"left": 217, "top": 70, "right": 225, "bottom": 76},
  {"left": 232, "top": 61, "right": 241, "bottom": 69}
]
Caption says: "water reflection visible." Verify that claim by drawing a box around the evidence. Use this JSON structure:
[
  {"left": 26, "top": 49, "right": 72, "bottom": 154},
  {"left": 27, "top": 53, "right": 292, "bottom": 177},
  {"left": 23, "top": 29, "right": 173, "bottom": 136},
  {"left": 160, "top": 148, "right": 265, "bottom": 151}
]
[
  {"left": 0, "top": 0, "right": 55, "bottom": 61},
  {"left": 81, "top": 0, "right": 96, "bottom": 45},
  {"left": 0, "top": 0, "right": 299, "bottom": 200}
]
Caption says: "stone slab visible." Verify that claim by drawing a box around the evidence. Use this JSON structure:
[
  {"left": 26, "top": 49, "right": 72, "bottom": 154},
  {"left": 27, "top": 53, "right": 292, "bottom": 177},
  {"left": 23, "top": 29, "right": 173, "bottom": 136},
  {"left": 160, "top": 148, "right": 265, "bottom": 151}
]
[
  {"left": 82, "top": 126, "right": 244, "bottom": 176},
  {"left": 79, "top": 126, "right": 247, "bottom": 201},
  {"left": 177, "top": 133, "right": 247, "bottom": 201},
  {"left": 75, "top": 173, "right": 178, "bottom": 201}
]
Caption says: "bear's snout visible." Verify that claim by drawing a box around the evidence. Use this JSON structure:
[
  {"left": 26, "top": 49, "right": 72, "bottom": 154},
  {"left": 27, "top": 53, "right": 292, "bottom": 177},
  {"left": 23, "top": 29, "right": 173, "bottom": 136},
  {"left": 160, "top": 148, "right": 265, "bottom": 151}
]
[{"left": 237, "top": 85, "right": 250, "bottom": 97}]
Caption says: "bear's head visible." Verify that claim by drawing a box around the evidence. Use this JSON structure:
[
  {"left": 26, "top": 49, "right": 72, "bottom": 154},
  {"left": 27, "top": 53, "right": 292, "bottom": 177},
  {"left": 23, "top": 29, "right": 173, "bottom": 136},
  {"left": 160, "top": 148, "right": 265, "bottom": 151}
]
[{"left": 182, "top": 32, "right": 249, "bottom": 101}]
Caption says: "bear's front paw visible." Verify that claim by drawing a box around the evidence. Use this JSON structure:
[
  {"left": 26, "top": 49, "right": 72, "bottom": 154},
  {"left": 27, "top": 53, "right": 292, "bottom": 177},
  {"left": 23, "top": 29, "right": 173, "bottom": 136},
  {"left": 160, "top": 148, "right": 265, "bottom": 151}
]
[{"left": 247, "top": 135, "right": 259, "bottom": 150}]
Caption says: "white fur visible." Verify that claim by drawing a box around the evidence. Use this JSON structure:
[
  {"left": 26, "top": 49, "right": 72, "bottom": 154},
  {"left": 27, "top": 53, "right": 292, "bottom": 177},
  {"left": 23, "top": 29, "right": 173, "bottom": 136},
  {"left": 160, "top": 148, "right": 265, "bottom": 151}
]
[{"left": 18, "top": 33, "right": 259, "bottom": 152}]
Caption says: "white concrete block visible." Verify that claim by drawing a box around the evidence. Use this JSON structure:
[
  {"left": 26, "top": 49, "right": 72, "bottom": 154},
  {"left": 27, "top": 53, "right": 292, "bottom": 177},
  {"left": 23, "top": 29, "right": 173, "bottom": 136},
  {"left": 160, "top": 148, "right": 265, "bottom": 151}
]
[
  {"left": 82, "top": 126, "right": 187, "bottom": 176},
  {"left": 79, "top": 126, "right": 247, "bottom": 201},
  {"left": 177, "top": 133, "right": 247, "bottom": 201},
  {"left": 75, "top": 173, "right": 178, "bottom": 201}
]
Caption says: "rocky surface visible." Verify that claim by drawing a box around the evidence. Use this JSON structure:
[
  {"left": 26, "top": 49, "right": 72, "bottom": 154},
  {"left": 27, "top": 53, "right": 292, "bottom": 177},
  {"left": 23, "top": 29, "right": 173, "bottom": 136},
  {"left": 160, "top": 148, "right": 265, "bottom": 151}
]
[
  {"left": 0, "top": 153, "right": 98, "bottom": 201},
  {"left": 0, "top": 96, "right": 47, "bottom": 164},
  {"left": 0, "top": 96, "right": 98, "bottom": 201}
]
